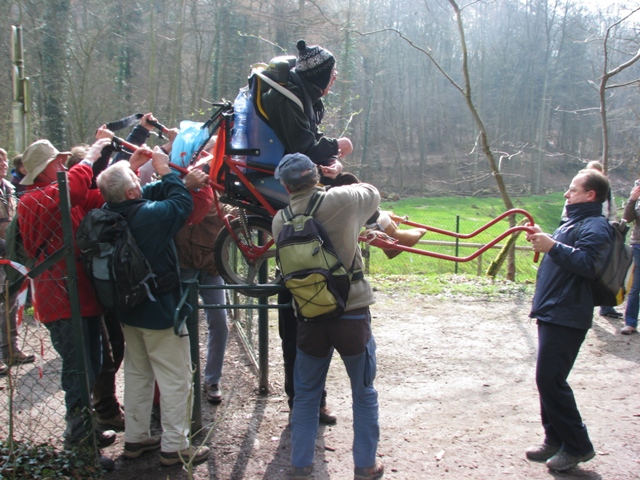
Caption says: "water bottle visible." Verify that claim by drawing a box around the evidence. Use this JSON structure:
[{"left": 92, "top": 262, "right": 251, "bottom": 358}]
[{"left": 231, "top": 87, "right": 249, "bottom": 160}]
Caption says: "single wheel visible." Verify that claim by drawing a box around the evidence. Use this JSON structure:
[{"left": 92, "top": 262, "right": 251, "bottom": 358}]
[{"left": 213, "top": 216, "right": 282, "bottom": 297}]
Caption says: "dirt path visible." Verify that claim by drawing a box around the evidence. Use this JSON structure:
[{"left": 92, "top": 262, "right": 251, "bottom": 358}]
[{"left": 103, "top": 288, "right": 640, "bottom": 479}]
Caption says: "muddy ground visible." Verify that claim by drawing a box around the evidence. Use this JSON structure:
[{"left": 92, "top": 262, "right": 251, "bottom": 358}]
[{"left": 102, "top": 283, "right": 640, "bottom": 480}]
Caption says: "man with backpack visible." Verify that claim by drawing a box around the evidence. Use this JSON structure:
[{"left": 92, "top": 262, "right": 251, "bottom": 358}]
[
  {"left": 524, "top": 169, "right": 611, "bottom": 472},
  {"left": 272, "top": 153, "right": 384, "bottom": 480},
  {"left": 96, "top": 147, "right": 210, "bottom": 467}
]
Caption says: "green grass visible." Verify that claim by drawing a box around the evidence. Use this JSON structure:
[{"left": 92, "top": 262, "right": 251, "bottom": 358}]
[{"left": 366, "top": 192, "right": 566, "bottom": 283}]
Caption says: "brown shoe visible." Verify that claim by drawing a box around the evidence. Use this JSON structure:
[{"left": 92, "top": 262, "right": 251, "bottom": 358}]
[
  {"left": 123, "top": 436, "right": 161, "bottom": 459},
  {"left": 383, "top": 222, "right": 426, "bottom": 259},
  {"left": 319, "top": 406, "right": 337, "bottom": 425},
  {"left": 621, "top": 325, "right": 637, "bottom": 335},
  {"left": 354, "top": 461, "right": 384, "bottom": 480},
  {"left": 97, "top": 409, "right": 125, "bottom": 430},
  {"left": 205, "top": 383, "right": 222, "bottom": 404},
  {"left": 160, "top": 446, "right": 209, "bottom": 466}
]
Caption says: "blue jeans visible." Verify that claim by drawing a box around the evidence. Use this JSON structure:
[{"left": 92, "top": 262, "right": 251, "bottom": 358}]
[
  {"left": 181, "top": 269, "right": 228, "bottom": 385},
  {"left": 624, "top": 244, "right": 640, "bottom": 328},
  {"left": 291, "top": 310, "right": 379, "bottom": 469},
  {"left": 45, "top": 316, "right": 102, "bottom": 414}
]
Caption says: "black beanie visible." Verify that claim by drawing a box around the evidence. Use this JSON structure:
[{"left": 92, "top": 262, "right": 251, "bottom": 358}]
[{"left": 294, "top": 40, "right": 336, "bottom": 91}]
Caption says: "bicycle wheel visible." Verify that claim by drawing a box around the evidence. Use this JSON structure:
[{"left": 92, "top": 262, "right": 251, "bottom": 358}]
[{"left": 213, "top": 216, "right": 281, "bottom": 297}]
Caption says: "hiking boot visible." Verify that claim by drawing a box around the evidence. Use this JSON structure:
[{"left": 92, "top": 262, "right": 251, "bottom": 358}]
[
  {"left": 0, "top": 361, "right": 7, "bottom": 376},
  {"left": 354, "top": 461, "right": 384, "bottom": 480},
  {"left": 123, "top": 436, "right": 161, "bottom": 459},
  {"left": 525, "top": 443, "right": 560, "bottom": 462},
  {"left": 319, "top": 406, "right": 337, "bottom": 425},
  {"left": 97, "top": 409, "right": 125, "bottom": 430},
  {"left": 621, "top": 325, "right": 637, "bottom": 335},
  {"left": 4, "top": 350, "right": 35, "bottom": 365},
  {"left": 160, "top": 445, "right": 210, "bottom": 466},
  {"left": 206, "top": 383, "right": 222, "bottom": 404},
  {"left": 546, "top": 450, "right": 595, "bottom": 472},
  {"left": 289, "top": 465, "right": 313, "bottom": 479}
]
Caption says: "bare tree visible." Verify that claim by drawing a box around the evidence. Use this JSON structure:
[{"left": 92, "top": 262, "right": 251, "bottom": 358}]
[{"left": 595, "top": 6, "right": 640, "bottom": 173}]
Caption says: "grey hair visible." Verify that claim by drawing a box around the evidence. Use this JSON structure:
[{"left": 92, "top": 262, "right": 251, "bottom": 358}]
[
  {"left": 97, "top": 161, "right": 139, "bottom": 203},
  {"left": 281, "top": 168, "right": 320, "bottom": 193}
]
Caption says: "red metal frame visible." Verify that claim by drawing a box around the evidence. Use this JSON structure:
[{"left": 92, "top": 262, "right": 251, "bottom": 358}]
[{"left": 206, "top": 108, "right": 541, "bottom": 265}]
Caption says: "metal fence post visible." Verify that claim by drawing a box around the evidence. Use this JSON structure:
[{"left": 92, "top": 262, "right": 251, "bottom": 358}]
[
  {"left": 455, "top": 214, "right": 460, "bottom": 274},
  {"left": 57, "top": 172, "right": 92, "bottom": 414},
  {"left": 184, "top": 278, "right": 202, "bottom": 432}
]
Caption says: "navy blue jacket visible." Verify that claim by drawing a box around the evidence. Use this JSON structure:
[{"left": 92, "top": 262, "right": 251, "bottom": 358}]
[
  {"left": 106, "top": 172, "right": 193, "bottom": 330},
  {"left": 530, "top": 201, "right": 612, "bottom": 330}
]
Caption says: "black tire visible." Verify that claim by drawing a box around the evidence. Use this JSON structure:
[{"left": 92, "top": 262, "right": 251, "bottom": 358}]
[{"left": 213, "top": 216, "right": 282, "bottom": 297}]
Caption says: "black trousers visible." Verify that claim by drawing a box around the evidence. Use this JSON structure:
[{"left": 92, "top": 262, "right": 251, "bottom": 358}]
[
  {"left": 278, "top": 289, "right": 326, "bottom": 410},
  {"left": 536, "top": 321, "right": 594, "bottom": 456}
]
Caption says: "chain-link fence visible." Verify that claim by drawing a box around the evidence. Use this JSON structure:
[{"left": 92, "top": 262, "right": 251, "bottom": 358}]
[{"left": 0, "top": 173, "right": 111, "bottom": 477}]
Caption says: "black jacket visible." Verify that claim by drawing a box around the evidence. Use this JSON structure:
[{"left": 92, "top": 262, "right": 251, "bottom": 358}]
[{"left": 530, "top": 201, "right": 612, "bottom": 330}]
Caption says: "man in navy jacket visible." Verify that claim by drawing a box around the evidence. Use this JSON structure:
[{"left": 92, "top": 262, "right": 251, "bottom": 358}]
[{"left": 525, "top": 169, "right": 611, "bottom": 472}]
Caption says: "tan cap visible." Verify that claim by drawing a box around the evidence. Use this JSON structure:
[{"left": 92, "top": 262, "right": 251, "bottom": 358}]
[{"left": 21, "top": 139, "right": 70, "bottom": 185}]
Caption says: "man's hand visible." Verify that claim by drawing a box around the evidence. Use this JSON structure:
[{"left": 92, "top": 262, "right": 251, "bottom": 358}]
[
  {"left": 151, "top": 146, "right": 172, "bottom": 177},
  {"left": 129, "top": 145, "right": 153, "bottom": 172},
  {"left": 140, "top": 112, "right": 159, "bottom": 132},
  {"left": 184, "top": 169, "right": 209, "bottom": 190},
  {"left": 320, "top": 159, "right": 343, "bottom": 179},
  {"left": 95, "top": 124, "right": 114, "bottom": 140},
  {"left": 84, "top": 138, "right": 112, "bottom": 165},
  {"left": 337, "top": 137, "right": 353, "bottom": 157},
  {"left": 630, "top": 184, "right": 640, "bottom": 202},
  {"left": 160, "top": 128, "right": 180, "bottom": 154},
  {"left": 526, "top": 224, "right": 555, "bottom": 253}
]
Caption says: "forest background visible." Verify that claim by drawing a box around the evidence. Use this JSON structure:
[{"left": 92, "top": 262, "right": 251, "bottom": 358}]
[{"left": 1, "top": 0, "right": 640, "bottom": 199}]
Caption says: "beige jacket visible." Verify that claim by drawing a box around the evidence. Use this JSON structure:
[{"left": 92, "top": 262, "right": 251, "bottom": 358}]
[{"left": 272, "top": 183, "right": 380, "bottom": 311}]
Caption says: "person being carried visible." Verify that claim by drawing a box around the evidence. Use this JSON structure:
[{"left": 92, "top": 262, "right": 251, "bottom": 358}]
[
  {"left": 272, "top": 153, "right": 384, "bottom": 480},
  {"left": 261, "top": 39, "right": 426, "bottom": 256},
  {"left": 524, "top": 168, "right": 609, "bottom": 472}
]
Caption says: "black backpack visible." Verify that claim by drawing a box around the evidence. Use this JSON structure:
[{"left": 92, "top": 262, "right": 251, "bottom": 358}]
[
  {"left": 76, "top": 204, "right": 157, "bottom": 313},
  {"left": 275, "top": 192, "right": 362, "bottom": 322},
  {"left": 590, "top": 220, "right": 633, "bottom": 306}
]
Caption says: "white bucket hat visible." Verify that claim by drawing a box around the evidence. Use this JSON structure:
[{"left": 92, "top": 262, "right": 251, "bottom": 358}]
[{"left": 21, "top": 139, "right": 70, "bottom": 185}]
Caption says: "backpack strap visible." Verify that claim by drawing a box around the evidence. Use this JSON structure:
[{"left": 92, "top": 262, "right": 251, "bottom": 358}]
[{"left": 252, "top": 69, "right": 304, "bottom": 111}]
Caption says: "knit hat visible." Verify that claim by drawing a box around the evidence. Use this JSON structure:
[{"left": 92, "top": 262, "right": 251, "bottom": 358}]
[
  {"left": 21, "top": 139, "right": 70, "bottom": 185},
  {"left": 275, "top": 153, "right": 317, "bottom": 186},
  {"left": 295, "top": 40, "right": 336, "bottom": 90}
]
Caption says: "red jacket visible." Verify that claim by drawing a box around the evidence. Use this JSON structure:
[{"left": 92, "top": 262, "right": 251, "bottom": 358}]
[{"left": 17, "top": 164, "right": 104, "bottom": 323}]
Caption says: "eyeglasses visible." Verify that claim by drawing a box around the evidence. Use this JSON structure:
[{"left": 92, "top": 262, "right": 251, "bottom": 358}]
[{"left": 567, "top": 187, "right": 592, "bottom": 194}]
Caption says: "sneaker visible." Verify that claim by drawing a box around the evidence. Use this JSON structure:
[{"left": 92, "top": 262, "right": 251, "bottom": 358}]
[
  {"left": 354, "top": 461, "right": 384, "bottom": 480},
  {"left": 319, "top": 406, "right": 337, "bottom": 425},
  {"left": 4, "top": 351, "right": 35, "bottom": 365},
  {"left": 160, "top": 446, "right": 210, "bottom": 466},
  {"left": 546, "top": 450, "right": 595, "bottom": 472},
  {"left": 289, "top": 465, "right": 313, "bottom": 479},
  {"left": 206, "top": 383, "right": 222, "bottom": 404},
  {"left": 97, "top": 409, "right": 125, "bottom": 430},
  {"left": 525, "top": 443, "right": 560, "bottom": 462},
  {"left": 0, "top": 361, "right": 7, "bottom": 376},
  {"left": 621, "top": 326, "right": 637, "bottom": 335},
  {"left": 123, "top": 436, "right": 161, "bottom": 459}
]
